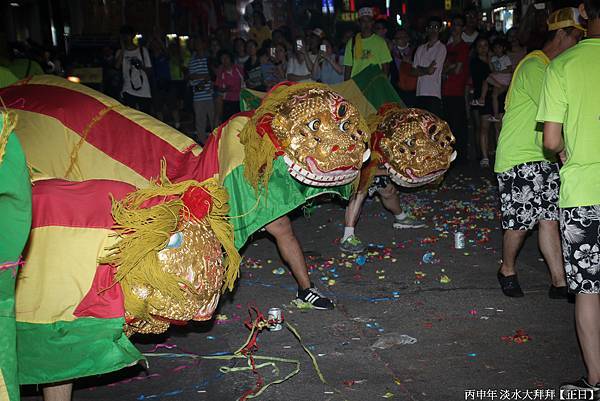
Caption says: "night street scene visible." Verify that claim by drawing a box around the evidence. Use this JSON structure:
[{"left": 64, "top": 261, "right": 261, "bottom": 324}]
[{"left": 1, "top": 0, "right": 600, "bottom": 400}]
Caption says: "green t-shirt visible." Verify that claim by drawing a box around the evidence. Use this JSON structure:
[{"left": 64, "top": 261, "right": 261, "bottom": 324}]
[
  {"left": 495, "top": 51, "right": 556, "bottom": 173},
  {"left": 343, "top": 33, "right": 392, "bottom": 78},
  {"left": 7, "top": 58, "right": 44, "bottom": 80},
  {"left": 0, "top": 66, "right": 18, "bottom": 88},
  {"left": 536, "top": 38, "right": 600, "bottom": 208}
]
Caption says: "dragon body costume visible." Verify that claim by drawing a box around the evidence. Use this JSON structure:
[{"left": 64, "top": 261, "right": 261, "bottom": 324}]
[{"left": 0, "top": 76, "right": 368, "bottom": 384}]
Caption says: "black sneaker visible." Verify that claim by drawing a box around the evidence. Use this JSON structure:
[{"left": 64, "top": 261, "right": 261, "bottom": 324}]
[
  {"left": 497, "top": 270, "right": 524, "bottom": 298},
  {"left": 549, "top": 284, "right": 569, "bottom": 299},
  {"left": 296, "top": 285, "right": 334, "bottom": 310},
  {"left": 560, "top": 377, "right": 600, "bottom": 400}
]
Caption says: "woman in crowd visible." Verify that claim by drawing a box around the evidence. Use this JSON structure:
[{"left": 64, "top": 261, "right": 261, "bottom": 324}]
[
  {"left": 167, "top": 41, "right": 185, "bottom": 129},
  {"left": 249, "top": 11, "right": 272, "bottom": 48},
  {"left": 469, "top": 36, "right": 498, "bottom": 168},
  {"left": 506, "top": 27, "right": 527, "bottom": 67},
  {"left": 215, "top": 50, "right": 244, "bottom": 122},
  {"left": 233, "top": 37, "right": 248, "bottom": 66},
  {"left": 244, "top": 39, "right": 265, "bottom": 91},
  {"left": 391, "top": 27, "right": 416, "bottom": 106},
  {"left": 312, "top": 38, "right": 343, "bottom": 85},
  {"left": 148, "top": 37, "right": 171, "bottom": 120},
  {"left": 286, "top": 36, "right": 313, "bottom": 82}
]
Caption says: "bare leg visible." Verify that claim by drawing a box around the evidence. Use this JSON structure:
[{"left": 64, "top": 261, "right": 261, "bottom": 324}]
[
  {"left": 492, "top": 86, "right": 500, "bottom": 117},
  {"left": 538, "top": 220, "right": 566, "bottom": 287},
  {"left": 479, "top": 117, "right": 491, "bottom": 160},
  {"left": 265, "top": 215, "right": 311, "bottom": 289},
  {"left": 575, "top": 294, "right": 600, "bottom": 384},
  {"left": 499, "top": 229, "right": 528, "bottom": 276},
  {"left": 344, "top": 191, "right": 368, "bottom": 228},
  {"left": 478, "top": 80, "right": 489, "bottom": 104},
  {"left": 378, "top": 183, "right": 402, "bottom": 215},
  {"left": 43, "top": 382, "right": 73, "bottom": 401}
]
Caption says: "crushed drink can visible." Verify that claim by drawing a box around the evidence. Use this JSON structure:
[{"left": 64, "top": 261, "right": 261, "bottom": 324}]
[
  {"left": 454, "top": 231, "right": 465, "bottom": 249},
  {"left": 267, "top": 307, "right": 283, "bottom": 331}
]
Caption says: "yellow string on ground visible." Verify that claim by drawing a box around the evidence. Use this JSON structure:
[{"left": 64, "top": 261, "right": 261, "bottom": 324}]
[{"left": 143, "top": 318, "right": 348, "bottom": 401}]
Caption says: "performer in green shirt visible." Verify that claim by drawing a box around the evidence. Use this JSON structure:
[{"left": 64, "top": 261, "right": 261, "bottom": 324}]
[
  {"left": 494, "top": 8, "right": 584, "bottom": 298},
  {"left": 538, "top": 1, "right": 600, "bottom": 394}
]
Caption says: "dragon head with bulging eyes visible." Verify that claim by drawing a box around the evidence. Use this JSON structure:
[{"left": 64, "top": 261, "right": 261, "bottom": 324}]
[
  {"left": 365, "top": 105, "right": 456, "bottom": 188},
  {"left": 240, "top": 83, "right": 371, "bottom": 190}
]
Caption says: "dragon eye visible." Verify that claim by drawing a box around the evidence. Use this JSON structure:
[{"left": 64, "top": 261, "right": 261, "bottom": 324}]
[
  {"left": 340, "top": 120, "right": 351, "bottom": 132},
  {"left": 406, "top": 138, "right": 414, "bottom": 147},
  {"left": 307, "top": 119, "right": 320, "bottom": 131},
  {"left": 338, "top": 103, "right": 347, "bottom": 117},
  {"left": 165, "top": 232, "right": 183, "bottom": 249}
]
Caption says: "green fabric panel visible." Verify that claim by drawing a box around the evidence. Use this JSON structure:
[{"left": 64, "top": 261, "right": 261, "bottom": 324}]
[
  {"left": 0, "top": 271, "right": 17, "bottom": 401},
  {"left": 351, "top": 64, "right": 404, "bottom": 109},
  {"left": 240, "top": 88, "right": 262, "bottom": 112},
  {"left": 0, "top": 133, "right": 32, "bottom": 263},
  {"left": 0, "top": 118, "right": 31, "bottom": 401},
  {"left": 17, "top": 317, "right": 143, "bottom": 385},
  {"left": 224, "top": 157, "right": 353, "bottom": 249}
]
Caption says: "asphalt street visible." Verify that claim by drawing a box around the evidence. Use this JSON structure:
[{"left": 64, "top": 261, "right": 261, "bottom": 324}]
[{"left": 22, "top": 164, "right": 581, "bottom": 401}]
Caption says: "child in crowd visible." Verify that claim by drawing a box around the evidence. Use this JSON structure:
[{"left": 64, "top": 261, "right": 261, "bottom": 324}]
[
  {"left": 258, "top": 47, "right": 282, "bottom": 91},
  {"left": 472, "top": 38, "right": 512, "bottom": 122}
]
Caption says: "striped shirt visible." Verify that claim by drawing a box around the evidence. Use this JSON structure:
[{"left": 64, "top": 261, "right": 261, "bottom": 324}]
[{"left": 188, "top": 54, "right": 213, "bottom": 101}]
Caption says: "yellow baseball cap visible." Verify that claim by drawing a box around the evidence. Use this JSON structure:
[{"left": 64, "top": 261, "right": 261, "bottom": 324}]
[{"left": 547, "top": 7, "right": 585, "bottom": 31}]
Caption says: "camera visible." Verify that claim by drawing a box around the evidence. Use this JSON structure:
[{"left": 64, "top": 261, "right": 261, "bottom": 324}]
[{"left": 130, "top": 58, "right": 143, "bottom": 69}]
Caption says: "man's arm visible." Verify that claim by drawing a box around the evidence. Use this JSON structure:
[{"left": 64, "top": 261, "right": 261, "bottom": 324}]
[
  {"left": 543, "top": 122, "right": 564, "bottom": 153},
  {"left": 344, "top": 66, "right": 352, "bottom": 80},
  {"left": 381, "top": 62, "right": 389, "bottom": 76},
  {"left": 412, "top": 63, "right": 436, "bottom": 77}
]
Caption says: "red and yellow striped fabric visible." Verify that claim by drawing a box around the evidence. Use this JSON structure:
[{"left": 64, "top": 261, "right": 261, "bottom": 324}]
[
  {"left": 0, "top": 75, "right": 217, "bottom": 186},
  {"left": 16, "top": 179, "right": 142, "bottom": 384}
]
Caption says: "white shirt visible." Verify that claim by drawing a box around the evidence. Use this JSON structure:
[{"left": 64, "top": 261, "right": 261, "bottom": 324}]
[
  {"left": 413, "top": 40, "right": 447, "bottom": 99},
  {"left": 286, "top": 56, "right": 313, "bottom": 82},
  {"left": 462, "top": 30, "right": 479, "bottom": 44},
  {"left": 119, "top": 46, "right": 152, "bottom": 98},
  {"left": 491, "top": 55, "right": 512, "bottom": 72}
]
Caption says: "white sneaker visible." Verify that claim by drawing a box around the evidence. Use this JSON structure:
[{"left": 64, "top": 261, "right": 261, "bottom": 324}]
[{"left": 393, "top": 215, "right": 426, "bottom": 229}]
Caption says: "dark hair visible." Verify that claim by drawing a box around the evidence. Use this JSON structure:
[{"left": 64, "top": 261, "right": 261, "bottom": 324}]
[
  {"left": 119, "top": 25, "right": 135, "bottom": 35},
  {"left": 218, "top": 49, "right": 233, "bottom": 62},
  {"left": 246, "top": 39, "right": 258, "bottom": 48},
  {"left": 585, "top": 0, "right": 600, "bottom": 19},
  {"left": 492, "top": 37, "right": 509, "bottom": 50},
  {"left": 254, "top": 12, "right": 267, "bottom": 25},
  {"left": 545, "top": 26, "right": 576, "bottom": 42},
  {"left": 451, "top": 14, "right": 465, "bottom": 25},
  {"left": 428, "top": 16, "right": 443, "bottom": 26}
]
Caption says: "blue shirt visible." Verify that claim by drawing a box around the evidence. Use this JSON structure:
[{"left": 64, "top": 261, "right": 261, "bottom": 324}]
[{"left": 188, "top": 54, "right": 213, "bottom": 101}]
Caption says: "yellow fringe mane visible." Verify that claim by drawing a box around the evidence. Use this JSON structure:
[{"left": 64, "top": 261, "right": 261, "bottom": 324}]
[{"left": 0, "top": 110, "right": 17, "bottom": 165}]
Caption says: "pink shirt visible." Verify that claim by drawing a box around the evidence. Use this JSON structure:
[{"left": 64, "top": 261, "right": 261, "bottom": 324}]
[
  {"left": 413, "top": 40, "right": 447, "bottom": 99},
  {"left": 216, "top": 64, "right": 244, "bottom": 102}
]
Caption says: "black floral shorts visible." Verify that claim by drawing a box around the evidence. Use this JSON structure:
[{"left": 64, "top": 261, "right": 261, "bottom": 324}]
[
  {"left": 497, "top": 161, "right": 560, "bottom": 230},
  {"left": 368, "top": 176, "right": 392, "bottom": 197},
  {"left": 560, "top": 205, "right": 600, "bottom": 294}
]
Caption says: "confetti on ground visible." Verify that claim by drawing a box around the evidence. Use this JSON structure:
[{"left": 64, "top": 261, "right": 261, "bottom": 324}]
[{"left": 501, "top": 329, "right": 531, "bottom": 344}]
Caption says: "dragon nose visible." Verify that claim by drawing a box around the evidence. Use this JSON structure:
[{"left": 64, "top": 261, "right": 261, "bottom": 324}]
[{"left": 331, "top": 145, "right": 340, "bottom": 152}]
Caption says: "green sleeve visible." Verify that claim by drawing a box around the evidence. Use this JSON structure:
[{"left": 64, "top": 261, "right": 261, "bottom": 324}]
[
  {"left": 343, "top": 39, "right": 353, "bottom": 67},
  {"left": 523, "top": 60, "right": 546, "bottom": 107},
  {"left": 536, "top": 62, "right": 567, "bottom": 123}
]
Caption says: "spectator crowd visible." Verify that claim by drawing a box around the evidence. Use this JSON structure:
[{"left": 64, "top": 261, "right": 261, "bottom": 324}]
[{"left": 0, "top": 3, "right": 557, "bottom": 159}]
